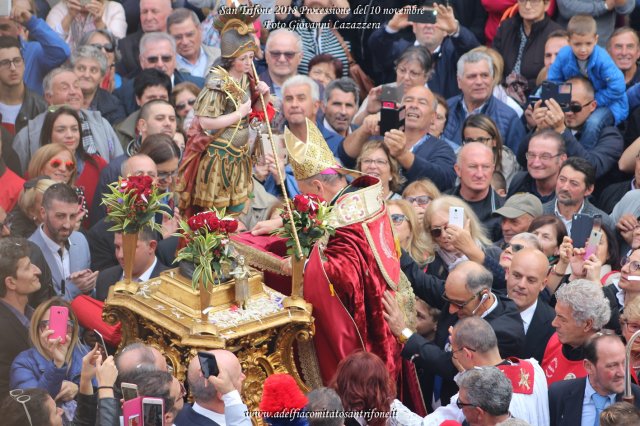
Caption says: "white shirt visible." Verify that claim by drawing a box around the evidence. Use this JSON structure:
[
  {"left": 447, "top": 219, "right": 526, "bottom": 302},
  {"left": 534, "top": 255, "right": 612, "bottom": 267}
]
[
  {"left": 480, "top": 292, "right": 499, "bottom": 319},
  {"left": 554, "top": 199, "right": 585, "bottom": 234},
  {"left": 122, "top": 257, "right": 158, "bottom": 282},
  {"left": 0, "top": 102, "right": 22, "bottom": 125},
  {"left": 418, "top": 358, "right": 549, "bottom": 426},
  {"left": 520, "top": 300, "right": 538, "bottom": 335},
  {"left": 177, "top": 47, "right": 209, "bottom": 78}
]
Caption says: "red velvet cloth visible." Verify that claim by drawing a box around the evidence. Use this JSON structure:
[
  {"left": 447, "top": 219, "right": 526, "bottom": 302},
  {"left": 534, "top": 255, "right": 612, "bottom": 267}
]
[
  {"left": 304, "top": 215, "right": 402, "bottom": 384},
  {"left": 70, "top": 295, "right": 122, "bottom": 347}
]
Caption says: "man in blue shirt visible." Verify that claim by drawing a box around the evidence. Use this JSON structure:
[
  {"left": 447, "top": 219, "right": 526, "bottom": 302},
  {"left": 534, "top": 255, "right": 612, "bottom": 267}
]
[{"left": 0, "top": 0, "right": 69, "bottom": 95}]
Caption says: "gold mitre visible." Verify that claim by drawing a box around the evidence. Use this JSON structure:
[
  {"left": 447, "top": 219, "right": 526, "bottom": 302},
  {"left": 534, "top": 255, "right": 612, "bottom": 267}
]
[{"left": 284, "top": 118, "right": 340, "bottom": 180}]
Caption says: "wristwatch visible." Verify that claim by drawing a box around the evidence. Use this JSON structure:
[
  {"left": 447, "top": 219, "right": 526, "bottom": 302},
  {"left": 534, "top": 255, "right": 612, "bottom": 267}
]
[{"left": 398, "top": 328, "right": 414, "bottom": 344}]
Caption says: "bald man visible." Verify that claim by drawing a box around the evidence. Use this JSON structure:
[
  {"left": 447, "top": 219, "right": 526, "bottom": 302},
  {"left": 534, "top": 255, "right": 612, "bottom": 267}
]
[
  {"left": 116, "top": 342, "right": 168, "bottom": 374},
  {"left": 175, "top": 350, "right": 250, "bottom": 426},
  {"left": 447, "top": 142, "right": 505, "bottom": 241},
  {"left": 338, "top": 84, "right": 456, "bottom": 190},
  {"left": 506, "top": 248, "right": 556, "bottom": 362}
]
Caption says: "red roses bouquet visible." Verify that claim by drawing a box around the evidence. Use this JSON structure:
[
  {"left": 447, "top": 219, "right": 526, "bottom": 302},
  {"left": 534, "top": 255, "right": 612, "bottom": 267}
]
[
  {"left": 175, "top": 209, "right": 239, "bottom": 289},
  {"left": 273, "top": 194, "right": 335, "bottom": 259},
  {"left": 102, "top": 175, "right": 166, "bottom": 234}
]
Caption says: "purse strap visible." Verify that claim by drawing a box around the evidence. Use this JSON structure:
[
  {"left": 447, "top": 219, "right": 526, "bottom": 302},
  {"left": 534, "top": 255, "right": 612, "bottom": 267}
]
[{"left": 330, "top": 27, "right": 355, "bottom": 66}]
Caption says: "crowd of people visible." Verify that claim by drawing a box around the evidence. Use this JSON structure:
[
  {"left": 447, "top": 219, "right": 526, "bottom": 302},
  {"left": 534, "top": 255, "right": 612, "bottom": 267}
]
[{"left": 4, "top": 0, "right": 640, "bottom": 425}]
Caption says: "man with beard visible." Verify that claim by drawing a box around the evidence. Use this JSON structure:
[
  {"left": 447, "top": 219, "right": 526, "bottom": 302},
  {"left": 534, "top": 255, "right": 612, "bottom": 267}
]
[
  {"left": 542, "top": 157, "right": 614, "bottom": 234},
  {"left": 548, "top": 333, "right": 640, "bottom": 425},
  {"left": 28, "top": 183, "right": 97, "bottom": 300}
]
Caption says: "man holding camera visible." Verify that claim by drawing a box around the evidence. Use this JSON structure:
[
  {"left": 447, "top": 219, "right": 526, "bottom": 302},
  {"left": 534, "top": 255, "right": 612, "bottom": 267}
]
[
  {"left": 338, "top": 84, "right": 456, "bottom": 191},
  {"left": 518, "top": 76, "right": 623, "bottom": 182},
  {"left": 368, "top": 2, "right": 479, "bottom": 98}
]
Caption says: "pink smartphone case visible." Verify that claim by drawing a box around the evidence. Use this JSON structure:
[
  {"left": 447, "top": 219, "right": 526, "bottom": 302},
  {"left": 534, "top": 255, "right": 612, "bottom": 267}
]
[{"left": 49, "top": 306, "right": 69, "bottom": 344}]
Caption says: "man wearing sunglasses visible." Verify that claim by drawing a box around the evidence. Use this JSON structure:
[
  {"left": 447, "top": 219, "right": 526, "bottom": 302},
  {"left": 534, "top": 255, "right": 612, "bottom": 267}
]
[
  {"left": 114, "top": 32, "right": 204, "bottom": 117},
  {"left": 261, "top": 29, "right": 302, "bottom": 99},
  {"left": 415, "top": 317, "right": 549, "bottom": 426},
  {"left": 520, "top": 76, "right": 623, "bottom": 182},
  {"left": 384, "top": 259, "right": 525, "bottom": 405}
]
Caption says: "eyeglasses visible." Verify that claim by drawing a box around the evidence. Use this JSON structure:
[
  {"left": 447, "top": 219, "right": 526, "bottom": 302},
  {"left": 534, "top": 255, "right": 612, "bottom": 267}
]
[
  {"left": 622, "top": 257, "right": 640, "bottom": 273},
  {"left": 525, "top": 152, "right": 562, "bottom": 162},
  {"left": 456, "top": 397, "right": 477, "bottom": 410},
  {"left": 451, "top": 346, "right": 477, "bottom": 356},
  {"left": 504, "top": 242, "right": 524, "bottom": 253},
  {"left": 145, "top": 55, "right": 173, "bottom": 64},
  {"left": 49, "top": 158, "right": 75, "bottom": 171},
  {"left": 90, "top": 42, "right": 115, "bottom": 53},
  {"left": 462, "top": 136, "right": 492, "bottom": 144},
  {"left": 442, "top": 290, "right": 482, "bottom": 309},
  {"left": 430, "top": 225, "right": 446, "bottom": 239},
  {"left": 361, "top": 158, "right": 389, "bottom": 167},
  {"left": 404, "top": 195, "right": 431, "bottom": 206},
  {"left": 390, "top": 213, "right": 407, "bottom": 225},
  {"left": 9, "top": 389, "right": 33, "bottom": 426},
  {"left": 622, "top": 320, "right": 640, "bottom": 334},
  {"left": 175, "top": 98, "right": 196, "bottom": 112},
  {"left": 268, "top": 50, "right": 298, "bottom": 60},
  {"left": 157, "top": 170, "right": 178, "bottom": 181},
  {"left": 39, "top": 319, "right": 75, "bottom": 333},
  {"left": 0, "top": 57, "right": 23, "bottom": 69},
  {"left": 568, "top": 100, "right": 594, "bottom": 113}
]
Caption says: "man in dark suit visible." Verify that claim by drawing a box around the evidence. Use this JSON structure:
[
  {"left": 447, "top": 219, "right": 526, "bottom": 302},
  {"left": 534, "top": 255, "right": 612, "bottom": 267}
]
[
  {"left": 385, "top": 259, "right": 525, "bottom": 405},
  {"left": 96, "top": 226, "right": 168, "bottom": 301},
  {"left": 175, "top": 349, "right": 250, "bottom": 426},
  {"left": 0, "top": 237, "right": 42, "bottom": 395},
  {"left": 115, "top": 32, "right": 204, "bottom": 116},
  {"left": 549, "top": 332, "right": 640, "bottom": 426},
  {"left": 506, "top": 248, "right": 556, "bottom": 362}
]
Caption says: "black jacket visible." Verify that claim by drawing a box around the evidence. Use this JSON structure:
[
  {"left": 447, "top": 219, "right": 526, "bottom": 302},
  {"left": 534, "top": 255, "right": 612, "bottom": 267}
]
[
  {"left": 115, "top": 30, "right": 143, "bottom": 79},
  {"left": 0, "top": 301, "right": 31, "bottom": 396},
  {"left": 596, "top": 179, "right": 632, "bottom": 214},
  {"left": 400, "top": 252, "right": 525, "bottom": 404},
  {"left": 523, "top": 298, "right": 556, "bottom": 363},
  {"left": 89, "top": 88, "right": 127, "bottom": 125},
  {"left": 114, "top": 69, "right": 205, "bottom": 116},
  {"left": 493, "top": 14, "right": 563, "bottom": 91},
  {"left": 549, "top": 377, "right": 640, "bottom": 426},
  {"left": 507, "top": 170, "right": 556, "bottom": 203},
  {"left": 96, "top": 260, "right": 170, "bottom": 301},
  {"left": 15, "top": 87, "right": 47, "bottom": 135}
]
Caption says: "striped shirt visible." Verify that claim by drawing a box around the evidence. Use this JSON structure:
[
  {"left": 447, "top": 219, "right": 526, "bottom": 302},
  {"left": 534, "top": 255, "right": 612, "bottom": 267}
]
[{"left": 294, "top": 21, "right": 350, "bottom": 77}]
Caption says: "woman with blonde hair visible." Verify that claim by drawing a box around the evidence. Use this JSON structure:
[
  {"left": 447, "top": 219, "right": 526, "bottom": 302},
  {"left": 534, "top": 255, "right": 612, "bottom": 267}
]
[
  {"left": 422, "top": 195, "right": 500, "bottom": 280},
  {"left": 387, "top": 199, "right": 432, "bottom": 267},
  {"left": 402, "top": 179, "right": 441, "bottom": 225},
  {"left": 27, "top": 145, "right": 78, "bottom": 185},
  {"left": 462, "top": 114, "right": 520, "bottom": 185},
  {"left": 7, "top": 178, "right": 57, "bottom": 238},
  {"left": 620, "top": 296, "right": 640, "bottom": 385},
  {"left": 356, "top": 140, "right": 405, "bottom": 200},
  {"left": 10, "top": 297, "right": 90, "bottom": 421}
]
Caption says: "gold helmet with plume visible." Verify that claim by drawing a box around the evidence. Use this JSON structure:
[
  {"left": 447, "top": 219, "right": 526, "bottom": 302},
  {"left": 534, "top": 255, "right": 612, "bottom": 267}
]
[{"left": 215, "top": 1, "right": 260, "bottom": 59}]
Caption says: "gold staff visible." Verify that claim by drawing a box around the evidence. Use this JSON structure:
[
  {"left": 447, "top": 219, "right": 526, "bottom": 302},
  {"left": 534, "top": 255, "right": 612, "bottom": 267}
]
[{"left": 251, "top": 62, "right": 308, "bottom": 307}]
